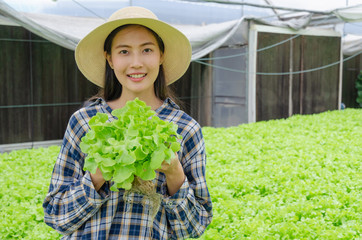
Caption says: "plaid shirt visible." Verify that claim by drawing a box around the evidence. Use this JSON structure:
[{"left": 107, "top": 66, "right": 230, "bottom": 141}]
[{"left": 43, "top": 98, "right": 213, "bottom": 239}]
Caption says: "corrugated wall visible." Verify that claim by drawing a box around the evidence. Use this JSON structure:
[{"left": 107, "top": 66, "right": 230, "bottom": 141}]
[
  {"left": 0, "top": 25, "right": 98, "bottom": 144},
  {"left": 256, "top": 32, "right": 341, "bottom": 121}
]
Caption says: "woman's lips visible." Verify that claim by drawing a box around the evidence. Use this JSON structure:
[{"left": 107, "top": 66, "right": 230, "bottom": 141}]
[{"left": 128, "top": 73, "right": 147, "bottom": 82}]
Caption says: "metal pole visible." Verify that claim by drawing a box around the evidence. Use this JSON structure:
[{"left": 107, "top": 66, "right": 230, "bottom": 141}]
[{"left": 288, "top": 37, "right": 293, "bottom": 117}]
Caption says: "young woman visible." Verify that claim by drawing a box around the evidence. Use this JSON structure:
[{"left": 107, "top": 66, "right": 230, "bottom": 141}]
[{"left": 43, "top": 6, "right": 212, "bottom": 239}]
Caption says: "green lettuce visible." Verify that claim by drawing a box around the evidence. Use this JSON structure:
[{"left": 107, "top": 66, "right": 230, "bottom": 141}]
[
  {"left": 80, "top": 98, "right": 181, "bottom": 191},
  {"left": 1, "top": 108, "right": 362, "bottom": 239}
]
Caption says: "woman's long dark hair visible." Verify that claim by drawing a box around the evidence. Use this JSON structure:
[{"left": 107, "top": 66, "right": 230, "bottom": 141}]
[{"left": 99, "top": 24, "right": 178, "bottom": 104}]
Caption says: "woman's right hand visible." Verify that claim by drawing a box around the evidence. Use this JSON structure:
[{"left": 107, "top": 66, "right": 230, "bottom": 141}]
[{"left": 90, "top": 168, "right": 106, "bottom": 191}]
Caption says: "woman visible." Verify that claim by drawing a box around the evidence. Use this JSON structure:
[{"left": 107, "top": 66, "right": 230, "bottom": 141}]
[{"left": 43, "top": 6, "right": 212, "bottom": 239}]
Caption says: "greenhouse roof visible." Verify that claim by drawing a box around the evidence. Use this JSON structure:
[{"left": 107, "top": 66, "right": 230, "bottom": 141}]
[
  {"left": 3, "top": 0, "right": 362, "bottom": 28},
  {"left": 1, "top": 0, "right": 362, "bottom": 56}
]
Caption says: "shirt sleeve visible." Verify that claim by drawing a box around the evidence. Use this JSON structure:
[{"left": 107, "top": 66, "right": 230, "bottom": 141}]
[
  {"left": 42, "top": 113, "right": 110, "bottom": 235},
  {"left": 162, "top": 120, "right": 213, "bottom": 239}
]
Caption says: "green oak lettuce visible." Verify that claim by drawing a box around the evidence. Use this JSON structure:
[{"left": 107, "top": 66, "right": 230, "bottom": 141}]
[
  {"left": 79, "top": 98, "right": 181, "bottom": 191},
  {"left": 198, "top": 109, "right": 362, "bottom": 239},
  {"left": 0, "top": 146, "right": 62, "bottom": 240},
  {"left": 1, "top": 108, "right": 361, "bottom": 239}
]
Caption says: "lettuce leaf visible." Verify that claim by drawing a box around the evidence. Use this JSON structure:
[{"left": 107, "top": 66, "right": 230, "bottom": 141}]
[{"left": 80, "top": 98, "right": 181, "bottom": 191}]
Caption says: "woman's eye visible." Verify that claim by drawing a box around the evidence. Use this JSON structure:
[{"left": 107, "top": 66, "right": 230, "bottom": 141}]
[
  {"left": 144, "top": 48, "right": 153, "bottom": 53},
  {"left": 119, "top": 50, "right": 128, "bottom": 54}
]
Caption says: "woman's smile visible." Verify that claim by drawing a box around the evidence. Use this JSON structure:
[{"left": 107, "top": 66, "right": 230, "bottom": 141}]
[{"left": 128, "top": 73, "right": 147, "bottom": 82}]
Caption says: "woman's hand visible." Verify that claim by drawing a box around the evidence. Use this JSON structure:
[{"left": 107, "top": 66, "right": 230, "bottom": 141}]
[
  {"left": 158, "top": 154, "right": 186, "bottom": 196},
  {"left": 90, "top": 168, "right": 106, "bottom": 191}
]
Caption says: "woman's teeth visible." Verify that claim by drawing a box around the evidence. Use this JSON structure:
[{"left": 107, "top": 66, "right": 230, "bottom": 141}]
[{"left": 129, "top": 74, "right": 146, "bottom": 78}]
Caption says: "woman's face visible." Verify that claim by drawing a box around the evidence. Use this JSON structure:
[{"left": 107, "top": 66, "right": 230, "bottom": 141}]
[{"left": 106, "top": 25, "right": 163, "bottom": 97}]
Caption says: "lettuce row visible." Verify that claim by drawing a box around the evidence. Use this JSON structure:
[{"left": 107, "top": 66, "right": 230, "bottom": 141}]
[{"left": 80, "top": 98, "right": 181, "bottom": 191}]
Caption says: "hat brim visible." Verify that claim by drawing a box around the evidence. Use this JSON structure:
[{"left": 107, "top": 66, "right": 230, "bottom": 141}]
[{"left": 75, "top": 18, "right": 192, "bottom": 87}]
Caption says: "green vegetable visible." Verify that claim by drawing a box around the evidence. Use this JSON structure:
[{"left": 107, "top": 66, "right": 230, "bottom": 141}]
[
  {"left": 0, "top": 146, "right": 62, "bottom": 240},
  {"left": 1, "top": 108, "right": 361, "bottom": 239},
  {"left": 79, "top": 98, "right": 182, "bottom": 191},
  {"left": 197, "top": 109, "right": 362, "bottom": 240}
]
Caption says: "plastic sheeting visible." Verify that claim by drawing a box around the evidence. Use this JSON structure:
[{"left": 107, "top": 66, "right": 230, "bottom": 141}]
[
  {"left": 343, "top": 34, "right": 362, "bottom": 56},
  {"left": 334, "top": 4, "right": 362, "bottom": 22},
  {"left": 0, "top": 0, "right": 245, "bottom": 60},
  {"left": 1, "top": 0, "right": 362, "bottom": 57},
  {"left": 0, "top": 1, "right": 78, "bottom": 50}
]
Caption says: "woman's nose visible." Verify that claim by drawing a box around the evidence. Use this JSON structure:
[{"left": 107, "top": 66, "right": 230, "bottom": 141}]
[{"left": 130, "top": 53, "right": 143, "bottom": 68}]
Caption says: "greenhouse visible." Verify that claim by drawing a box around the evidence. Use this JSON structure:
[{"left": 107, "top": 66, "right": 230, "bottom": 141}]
[{"left": 0, "top": 1, "right": 362, "bottom": 239}]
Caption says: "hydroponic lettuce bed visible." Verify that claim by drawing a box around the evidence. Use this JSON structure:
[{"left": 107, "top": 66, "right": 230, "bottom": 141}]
[{"left": 1, "top": 109, "right": 361, "bottom": 240}]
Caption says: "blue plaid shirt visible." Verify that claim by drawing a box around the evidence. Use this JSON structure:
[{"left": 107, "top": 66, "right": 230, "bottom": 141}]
[{"left": 43, "top": 98, "right": 212, "bottom": 239}]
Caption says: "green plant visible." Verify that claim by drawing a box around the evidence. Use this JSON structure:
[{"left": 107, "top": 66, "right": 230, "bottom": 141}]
[
  {"left": 197, "top": 109, "right": 362, "bottom": 239},
  {"left": 80, "top": 98, "right": 181, "bottom": 191},
  {"left": 1, "top": 109, "right": 361, "bottom": 239},
  {"left": 356, "top": 70, "right": 362, "bottom": 107},
  {"left": 0, "top": 146, "right": 62, "bottom": 239}
]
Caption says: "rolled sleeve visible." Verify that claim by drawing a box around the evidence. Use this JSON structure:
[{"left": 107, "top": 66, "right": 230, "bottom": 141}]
[{"left": 163, "top": 177, "right": 189, "bottom": 210}]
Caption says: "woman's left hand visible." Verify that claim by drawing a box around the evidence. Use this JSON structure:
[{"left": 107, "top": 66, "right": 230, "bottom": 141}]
[{"left": 158, "top": 154, "right": 186, "bottom": 196}]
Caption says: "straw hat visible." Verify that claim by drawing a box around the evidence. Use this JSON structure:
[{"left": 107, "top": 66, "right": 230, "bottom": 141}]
[{"left": 75, "top": 6, "right": 192, "bottom": 87}]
